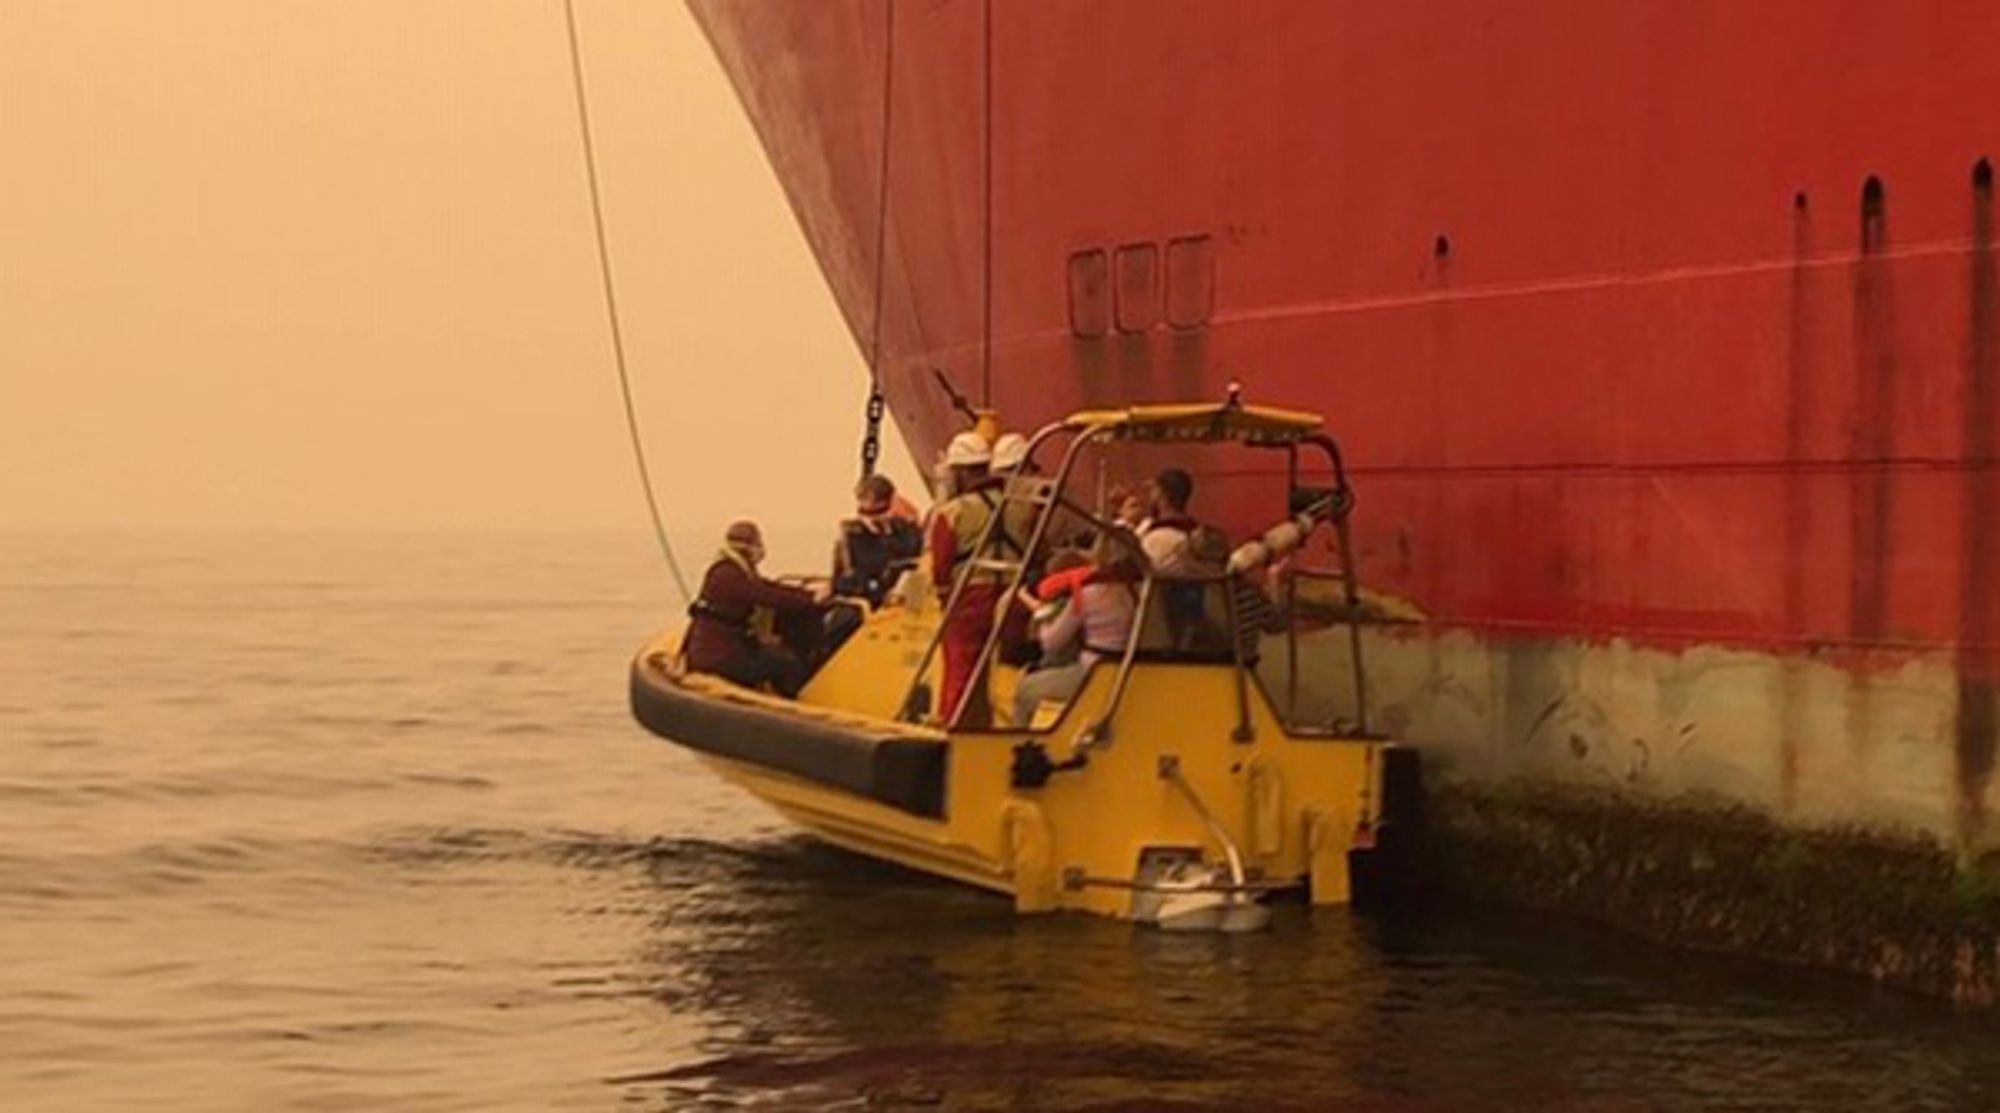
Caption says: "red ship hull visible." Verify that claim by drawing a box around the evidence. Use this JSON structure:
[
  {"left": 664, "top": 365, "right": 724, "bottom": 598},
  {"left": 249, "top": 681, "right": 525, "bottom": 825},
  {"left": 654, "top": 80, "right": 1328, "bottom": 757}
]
[{"left": 690, "top": 0, "right": 2000, "bottom": 849}]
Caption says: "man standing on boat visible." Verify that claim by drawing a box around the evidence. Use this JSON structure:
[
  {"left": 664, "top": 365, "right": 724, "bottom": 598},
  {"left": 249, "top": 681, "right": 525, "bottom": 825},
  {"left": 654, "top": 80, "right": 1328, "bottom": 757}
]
[
  {"left": 684, "top": 520, "right": 825, "bottom": 698},
  {"left": 927, "top": 431, "right": 1006, "bottom": 725}
]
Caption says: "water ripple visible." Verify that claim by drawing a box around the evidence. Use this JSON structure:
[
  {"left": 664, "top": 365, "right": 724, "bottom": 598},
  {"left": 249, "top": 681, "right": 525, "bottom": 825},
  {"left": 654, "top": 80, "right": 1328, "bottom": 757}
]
[{"left": 5, "top": 531, "right": 1995, "bottom": 1112}]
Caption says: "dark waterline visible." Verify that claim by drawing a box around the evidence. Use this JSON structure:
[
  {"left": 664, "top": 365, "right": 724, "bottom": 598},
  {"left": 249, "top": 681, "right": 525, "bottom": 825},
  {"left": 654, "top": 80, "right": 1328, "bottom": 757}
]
[{"left": 3, "top": 530, "right": 1996, "bottom": 1111}]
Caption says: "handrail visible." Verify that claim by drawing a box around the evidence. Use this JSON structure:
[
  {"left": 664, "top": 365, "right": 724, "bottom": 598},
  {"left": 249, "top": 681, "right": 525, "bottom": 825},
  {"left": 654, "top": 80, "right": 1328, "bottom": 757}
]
[
  {"left": 898, "top": 398, "right": 1373, "bottom": 738},
  {"left": 1332, "top": 510, "right": 1370, "bottom": 735},
  {"left": 1076, "top": 573, "right": 1154, "bottom": 749},
  {"left": 899, "top": 415, "right": 1107, "bottom": 725},
  {"left": 1223, "top": 571, "right": 1254, "bottom": 743},
  {"left": 1296, "top": 432, "right": 1367, "bottom": 734},
  {"left": 955, "top": 421, "right": 1124, "bottom": 728},
  {"left": 1159, "top": 754, "right": 1248, "bottom": 888},
  {"left": 1285, "top": 442, "right": 1301, "bottom": 725},
  {"left": 895, "top": 444, "right": 1025, "bottom": 721},
  {"left": 1237, "top": 430, "right": 1364, "bottom": 734}
]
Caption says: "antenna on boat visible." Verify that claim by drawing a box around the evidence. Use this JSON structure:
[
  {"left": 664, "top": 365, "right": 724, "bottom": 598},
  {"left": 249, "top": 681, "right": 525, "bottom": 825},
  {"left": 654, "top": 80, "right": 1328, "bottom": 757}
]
[{"left": 560, "top": 0, "right": 691, "bottom": 605}]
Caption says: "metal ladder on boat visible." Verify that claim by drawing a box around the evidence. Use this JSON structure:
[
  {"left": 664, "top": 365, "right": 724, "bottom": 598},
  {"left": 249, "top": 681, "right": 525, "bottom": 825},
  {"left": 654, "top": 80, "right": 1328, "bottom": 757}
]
[
  {"left": 898, "top": 435, "right": 1155, "bottom": 744},
  {"left": 897, "top": 470, "right": 1052, "bottom": 725}
]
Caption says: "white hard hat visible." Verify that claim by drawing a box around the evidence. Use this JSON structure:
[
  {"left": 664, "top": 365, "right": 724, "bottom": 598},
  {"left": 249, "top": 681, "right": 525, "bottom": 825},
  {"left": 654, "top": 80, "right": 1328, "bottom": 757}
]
[
  {"left": 943, "top": 430, "right": 992, "bottom": 468},
  {"left": 991, "top": 432, "right": 1029, "bottom": 472}
]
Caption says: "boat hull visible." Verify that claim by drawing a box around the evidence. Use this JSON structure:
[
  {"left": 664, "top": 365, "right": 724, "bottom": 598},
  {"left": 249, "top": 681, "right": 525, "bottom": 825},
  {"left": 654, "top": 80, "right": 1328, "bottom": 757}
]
[
  {"left": 689, "top": 0, "right": 2000, "bottom": 853},
  {"left": 631, "top": 624, "right": 1407, "bottom": 920}
]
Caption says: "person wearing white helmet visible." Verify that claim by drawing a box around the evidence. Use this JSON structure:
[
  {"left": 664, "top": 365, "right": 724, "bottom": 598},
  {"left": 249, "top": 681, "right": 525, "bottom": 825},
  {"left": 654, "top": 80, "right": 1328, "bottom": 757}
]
[
  {"left": 988, "top": 428, "right": 1045, "bottom": 574},
  {"left": 925, "top": 429, "right": 1006, "bottom": 725},
  {"left": 990, "top": 432, "right": 1029, "bottom": 474}
]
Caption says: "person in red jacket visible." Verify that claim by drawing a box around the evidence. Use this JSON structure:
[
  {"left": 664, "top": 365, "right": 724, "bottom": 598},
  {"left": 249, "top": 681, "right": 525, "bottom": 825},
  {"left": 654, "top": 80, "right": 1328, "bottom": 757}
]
[
  {"left": 927, "top": 431, "right": 1009, "bottom": 725},
  {"left": 683, "top": 520, "right": 825, "bottom": 697}
]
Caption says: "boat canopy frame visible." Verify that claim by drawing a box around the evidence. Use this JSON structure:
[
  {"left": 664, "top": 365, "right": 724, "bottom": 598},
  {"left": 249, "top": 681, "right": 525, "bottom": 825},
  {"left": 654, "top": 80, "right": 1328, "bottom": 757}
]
[{"left": 900, "top": 390, "right": 1373, "bottom": 741}]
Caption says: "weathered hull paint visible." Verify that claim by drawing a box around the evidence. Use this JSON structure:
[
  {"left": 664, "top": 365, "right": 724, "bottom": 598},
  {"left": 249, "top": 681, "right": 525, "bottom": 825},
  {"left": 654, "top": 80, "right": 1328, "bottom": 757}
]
[
  {"left": 688, "top": 0, "right": 2000, "bottom": 979},
  {"left": 1420, "top": 781, "right": 2000, "bottom": 1004},
  {"left": 1352, "top": 629, "right": 1966, "bottom": 839}
]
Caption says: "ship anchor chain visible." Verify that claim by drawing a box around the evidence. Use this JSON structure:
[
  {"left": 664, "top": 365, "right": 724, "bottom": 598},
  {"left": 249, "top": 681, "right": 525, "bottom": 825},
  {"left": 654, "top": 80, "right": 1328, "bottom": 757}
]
[{"left": 858, "top": 385, "right": 887, "bottom": 480}]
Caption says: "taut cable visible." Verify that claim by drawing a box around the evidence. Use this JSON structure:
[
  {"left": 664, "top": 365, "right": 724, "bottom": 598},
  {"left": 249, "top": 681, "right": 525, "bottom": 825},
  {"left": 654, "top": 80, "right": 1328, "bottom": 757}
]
[{"left": 561, "top": 0, "right": 691, "bottom": 604}]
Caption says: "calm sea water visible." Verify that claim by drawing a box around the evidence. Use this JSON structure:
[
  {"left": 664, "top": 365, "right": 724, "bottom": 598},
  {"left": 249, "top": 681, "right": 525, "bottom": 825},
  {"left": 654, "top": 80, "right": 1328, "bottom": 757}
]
[{"left": 5, "top": 529, "right": 1999, "bottom": 1112}]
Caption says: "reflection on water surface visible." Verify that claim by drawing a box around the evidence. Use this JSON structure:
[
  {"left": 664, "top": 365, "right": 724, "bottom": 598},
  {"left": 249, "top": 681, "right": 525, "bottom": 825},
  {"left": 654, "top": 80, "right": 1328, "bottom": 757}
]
[{"left": 2, "top": 531, "right": 1994, "bottom": 1111}]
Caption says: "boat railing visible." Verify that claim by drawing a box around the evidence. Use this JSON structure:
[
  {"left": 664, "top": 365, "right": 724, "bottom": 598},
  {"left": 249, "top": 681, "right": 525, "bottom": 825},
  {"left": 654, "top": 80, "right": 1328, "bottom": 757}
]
[
  {"left": 898, "top": 416, "right": 1116, "bottom": 726},
  {"left": 900, "top": 395, "right": 1373, "bottom": 741}
]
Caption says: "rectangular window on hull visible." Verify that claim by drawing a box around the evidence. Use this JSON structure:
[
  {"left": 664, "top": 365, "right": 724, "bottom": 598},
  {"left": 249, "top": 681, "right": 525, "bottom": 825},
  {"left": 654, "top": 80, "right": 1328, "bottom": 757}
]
[
  {"left": 1067, "top": 249, "right": 1110, "bottom": 337},
  {"left": 1114, "top": 242, "right": 1161, "bottom": 333},
  {"left": 1166, "top": 235, "right": 1214, "bottom": 329}
]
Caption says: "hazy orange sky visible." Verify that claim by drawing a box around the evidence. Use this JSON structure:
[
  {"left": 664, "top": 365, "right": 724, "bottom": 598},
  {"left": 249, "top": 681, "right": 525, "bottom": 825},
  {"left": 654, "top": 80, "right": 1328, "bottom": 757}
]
[{"left": 0, "top": 1, "right": 919, "bottom": 540}]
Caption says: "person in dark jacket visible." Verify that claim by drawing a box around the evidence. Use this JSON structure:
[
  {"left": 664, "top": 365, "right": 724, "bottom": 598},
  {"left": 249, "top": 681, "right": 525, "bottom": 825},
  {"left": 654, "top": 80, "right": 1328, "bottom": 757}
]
[
  {"left": 683, "top": 520, "right": 824, "bottom": 697},
  {"left": 832, "top": 474, "right": 923, "bottom": 607}
]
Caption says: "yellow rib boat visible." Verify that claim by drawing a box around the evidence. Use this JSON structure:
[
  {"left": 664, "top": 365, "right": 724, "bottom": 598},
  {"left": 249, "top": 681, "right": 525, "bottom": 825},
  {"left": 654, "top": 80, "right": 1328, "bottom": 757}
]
[{"left": 630, "top": 396, "right": 1415, "bottom": 929}]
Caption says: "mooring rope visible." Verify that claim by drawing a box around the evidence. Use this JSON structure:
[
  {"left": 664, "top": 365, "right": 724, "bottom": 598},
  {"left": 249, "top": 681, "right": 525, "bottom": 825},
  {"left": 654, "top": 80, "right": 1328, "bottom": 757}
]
[{"left": 561, "top": 0, "right": 692, "bottom": 605}]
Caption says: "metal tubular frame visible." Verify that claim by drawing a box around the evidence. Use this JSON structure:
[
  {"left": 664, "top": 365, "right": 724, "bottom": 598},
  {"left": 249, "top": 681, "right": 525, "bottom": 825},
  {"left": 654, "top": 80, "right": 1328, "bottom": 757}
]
[
  {"left": 1223, "top": 570, "right": 1254, "bottom": 743},
  {"left": 1284, "top": 442, "right": 1302, "bottom": 726},
  {"left": 900, "top": 417, "right": 1129, "bottom": 725},
  {"left": 1076, "top": 573, "right": 1152, "bottom": 749},
  {"left": 1159, "top": 754, "right": 1248, "bottom": 887},
  {"left": 899, "top": 408, "right": 1372, "bottom": 742},
  {"left": 1244, "top": 432, "right": 1367, "bottom": 735},
  {"left": 1305, "top": 432, "right": 1369, "bottom": 736}
]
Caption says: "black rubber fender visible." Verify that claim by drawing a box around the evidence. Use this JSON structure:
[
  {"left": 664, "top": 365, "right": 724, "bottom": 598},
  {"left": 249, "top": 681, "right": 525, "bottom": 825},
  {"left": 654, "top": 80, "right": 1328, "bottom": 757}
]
[{"left": 629, "top": 659, "right": 948, "bottom": 820}]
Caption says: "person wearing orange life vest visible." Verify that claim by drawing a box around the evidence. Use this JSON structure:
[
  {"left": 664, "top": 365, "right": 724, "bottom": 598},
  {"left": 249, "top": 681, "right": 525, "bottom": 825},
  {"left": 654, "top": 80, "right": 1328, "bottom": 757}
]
[
  {"left": 927, "top": 430, "right": 1013, "bottom": 725},
  {"left": 1010, "top": 528, "right": 1144, "bottom": 726}
]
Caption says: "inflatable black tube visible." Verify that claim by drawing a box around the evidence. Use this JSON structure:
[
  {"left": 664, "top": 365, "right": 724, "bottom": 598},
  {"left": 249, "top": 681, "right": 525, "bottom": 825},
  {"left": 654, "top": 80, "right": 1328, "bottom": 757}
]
[{"left": 629, "top": 661, "right": 948, "bottom": 819}]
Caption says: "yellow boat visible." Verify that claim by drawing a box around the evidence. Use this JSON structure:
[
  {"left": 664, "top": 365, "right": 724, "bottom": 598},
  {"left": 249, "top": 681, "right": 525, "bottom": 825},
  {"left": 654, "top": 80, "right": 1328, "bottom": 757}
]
[{"left": 630, "top": 395, "right": 1415, "bottom": 930}]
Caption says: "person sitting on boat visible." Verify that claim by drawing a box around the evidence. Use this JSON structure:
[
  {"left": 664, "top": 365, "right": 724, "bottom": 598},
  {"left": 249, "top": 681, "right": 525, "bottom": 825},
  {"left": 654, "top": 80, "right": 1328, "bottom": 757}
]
[
  {"left": 684, "top": 520, "right": 827, "bottom": 698},
  {"left": 832, "top": 474, "right": 923, "bottom": 607},
  {"left": 1139, "top": 467, "right": 1202, "bottom": 573},
  {"left": 927, "top": 431, "right": 1014, "bottom": 725},
  {"left": 1005, "top": 545, "right": 1091, "bottom": 672},
  {"left": 1010, "top": 529, "right": 1143, "bottom": 727}
]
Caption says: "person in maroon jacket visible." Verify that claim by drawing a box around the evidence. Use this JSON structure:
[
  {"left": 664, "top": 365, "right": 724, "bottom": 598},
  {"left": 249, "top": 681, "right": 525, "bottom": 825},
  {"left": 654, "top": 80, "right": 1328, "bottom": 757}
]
[{"left": 683, "top": 520, "right": 825, "bottom": 697}]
